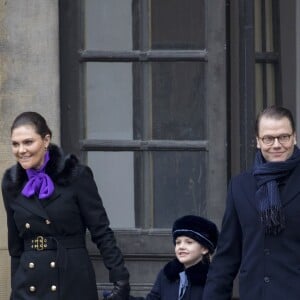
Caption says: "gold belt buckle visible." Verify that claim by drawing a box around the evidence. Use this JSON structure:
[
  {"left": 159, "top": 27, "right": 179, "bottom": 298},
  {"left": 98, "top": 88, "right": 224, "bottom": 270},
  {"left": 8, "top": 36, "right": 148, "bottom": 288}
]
[{"left": 31, "top": 236, "right": 48, "bottom": 251}]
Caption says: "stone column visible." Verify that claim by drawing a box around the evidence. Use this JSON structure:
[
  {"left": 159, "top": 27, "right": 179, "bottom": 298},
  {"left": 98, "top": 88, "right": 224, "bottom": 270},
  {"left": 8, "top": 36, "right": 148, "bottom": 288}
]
[{"left": 0, "top": 1, "right": 60, "bottom": 298}]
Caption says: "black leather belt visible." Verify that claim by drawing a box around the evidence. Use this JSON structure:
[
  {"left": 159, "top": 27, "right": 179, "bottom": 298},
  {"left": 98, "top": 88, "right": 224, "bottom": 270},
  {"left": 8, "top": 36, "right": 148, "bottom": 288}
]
[{"left": 24, "top": 235, "right": 86, "bottom": 251}]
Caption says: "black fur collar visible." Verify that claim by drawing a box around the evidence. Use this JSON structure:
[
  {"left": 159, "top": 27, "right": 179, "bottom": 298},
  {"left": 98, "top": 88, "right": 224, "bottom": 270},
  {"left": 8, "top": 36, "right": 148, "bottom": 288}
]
[
  {"left": 163, "top": 258, "right": 208, "bottom": 286},
  {"left": 2, "top": 144, "right": 79, "bottom": 194}
]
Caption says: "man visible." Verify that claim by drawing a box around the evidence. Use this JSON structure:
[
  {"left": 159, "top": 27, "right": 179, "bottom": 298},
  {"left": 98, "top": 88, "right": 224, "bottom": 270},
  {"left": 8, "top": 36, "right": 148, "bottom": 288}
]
[{"left": 203, "top": 106, "right": 300, "bottom": 300}]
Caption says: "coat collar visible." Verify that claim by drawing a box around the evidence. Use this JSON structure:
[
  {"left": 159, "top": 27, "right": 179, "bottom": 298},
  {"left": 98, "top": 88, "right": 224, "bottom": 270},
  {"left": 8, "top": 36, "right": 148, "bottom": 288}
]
[
  {"left": 2, "top": 144, "right": 79, "bottom": 219},
  {"left": 163, "top": 258, "right": 208, "bottom": 286},
  {"left": 2, "top": 143, "right": 79, "bottom": 192}
]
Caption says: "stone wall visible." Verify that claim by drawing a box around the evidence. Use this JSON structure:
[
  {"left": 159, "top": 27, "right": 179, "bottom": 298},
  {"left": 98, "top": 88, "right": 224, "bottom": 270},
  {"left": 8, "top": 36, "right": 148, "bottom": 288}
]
[{"left": 0, "top": 1, "right": 59, "bottom": 298}]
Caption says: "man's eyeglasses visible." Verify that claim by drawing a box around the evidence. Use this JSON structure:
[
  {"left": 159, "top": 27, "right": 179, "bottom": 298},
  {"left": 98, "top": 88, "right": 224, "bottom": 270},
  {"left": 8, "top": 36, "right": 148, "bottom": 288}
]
[{"left": 258, "top": 134, "right": 293, "bottom": 146}]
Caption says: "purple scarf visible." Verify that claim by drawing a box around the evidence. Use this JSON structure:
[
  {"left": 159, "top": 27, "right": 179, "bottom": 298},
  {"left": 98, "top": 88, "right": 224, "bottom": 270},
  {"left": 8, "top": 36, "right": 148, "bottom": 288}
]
[{"left": 22, "top": 151, "right": 54, "bottom": 199}]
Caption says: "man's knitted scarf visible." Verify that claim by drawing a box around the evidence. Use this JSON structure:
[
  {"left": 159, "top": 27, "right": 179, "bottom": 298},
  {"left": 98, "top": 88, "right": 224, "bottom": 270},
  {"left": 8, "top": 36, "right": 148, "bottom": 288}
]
[{"left": 253, "top": 146, "right": 300, "bottom": 235}]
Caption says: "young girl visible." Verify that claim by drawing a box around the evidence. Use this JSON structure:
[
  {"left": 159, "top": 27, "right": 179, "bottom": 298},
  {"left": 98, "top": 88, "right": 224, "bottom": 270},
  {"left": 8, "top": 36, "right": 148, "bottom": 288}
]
[{"left": 130, "top": 215, "right": 219, "bottom": 300}]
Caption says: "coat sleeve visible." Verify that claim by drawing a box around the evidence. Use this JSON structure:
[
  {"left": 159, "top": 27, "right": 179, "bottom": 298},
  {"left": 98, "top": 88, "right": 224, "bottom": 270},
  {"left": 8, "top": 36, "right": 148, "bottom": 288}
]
[
  {"left": 130, "top": 269, "right": 163, "bottom": 300},
  {"left": 144, "top": 269, "right": 163, "bottom": 300},
  {"left": 202, "top": 179, "right": 242, "bottom": 300},
  {"left": 74, "top": 165, "right": 129, "bottom": 282},
  {"left": 1, "top": 177, "right": 24, "bottom": 285}
]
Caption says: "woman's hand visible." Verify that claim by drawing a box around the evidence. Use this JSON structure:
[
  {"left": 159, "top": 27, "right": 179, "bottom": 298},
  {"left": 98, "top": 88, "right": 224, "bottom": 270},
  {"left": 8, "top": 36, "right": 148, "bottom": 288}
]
[{"left": 103, "top": 280, "right": 130, "bottom": 300}]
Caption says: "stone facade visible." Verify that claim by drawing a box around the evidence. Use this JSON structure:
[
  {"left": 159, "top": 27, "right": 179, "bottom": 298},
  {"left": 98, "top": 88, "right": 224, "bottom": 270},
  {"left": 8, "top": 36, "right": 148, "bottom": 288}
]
[{"left": 0, "top": 1, "right": 60, "bottom": 298}]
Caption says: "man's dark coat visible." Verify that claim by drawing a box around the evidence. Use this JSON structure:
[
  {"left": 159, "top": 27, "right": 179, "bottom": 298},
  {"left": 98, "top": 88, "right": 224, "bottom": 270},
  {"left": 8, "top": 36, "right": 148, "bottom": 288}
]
[{"left": 203, "top": 163, "right": 300, "bottom": 300}]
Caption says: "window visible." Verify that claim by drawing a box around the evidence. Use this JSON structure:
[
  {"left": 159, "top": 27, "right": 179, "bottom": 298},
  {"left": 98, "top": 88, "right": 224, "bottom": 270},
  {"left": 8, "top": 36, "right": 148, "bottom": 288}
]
[
  {"left": 60, "top": 0, "right": 227, "bottom": 231},
  {"left": 230, "top": 0, "right": 281, "bottom": 174},
  {"left": 254, "top": 0, "right": 280, "bottom": 112},
  {"left": 80, "top": 0, "right": 208, "bottom": 228}
]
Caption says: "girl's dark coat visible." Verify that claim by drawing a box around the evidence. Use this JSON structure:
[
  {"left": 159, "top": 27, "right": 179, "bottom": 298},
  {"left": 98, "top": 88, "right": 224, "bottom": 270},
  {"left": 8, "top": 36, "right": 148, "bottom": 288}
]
[
  {"left": 2, "top": 144, "right": 128, "bottom": 300},
  {"left": 132, "top": 258, "right": 208, "bottom": 300},
  {"left": 203, "top": 164, "right": 300, "bottom": 300}
]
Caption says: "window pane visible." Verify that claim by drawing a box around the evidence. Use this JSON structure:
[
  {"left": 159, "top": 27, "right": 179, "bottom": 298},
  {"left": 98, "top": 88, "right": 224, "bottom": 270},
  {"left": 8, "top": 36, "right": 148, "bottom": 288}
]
[
  {"left": 255, "top": 0, "right": 275, "bottom": 52},
  {"left": 255, "top": 63, "right": 263, "bottom": 110},
  {"left": 85, "top": 0, "right": 132, "bottom": 50},
  {"left": 255, "top": 63, "right": 276, "bottom": 114},
  {"left": 255, "top": 0, "right": 262, "bottom": 52},
  {"left": 153, "top": 151, "right": 207, "bottom": 228},
  {"left": 151, "top": 0, "right": 205, "bottom": 49},
  {"left": 86, "top": 63, "right": 133, "bottom": 139},
  {"left": 265, "top": 0, "right": 274, "bottom": 51},
  {"left": 152, "top": 62, "right": 206, "bottom": 140},
  {"left": 266, "top": 63, "right": 275, "bottom": 103},
  {"left": 87, "top": 152, "right": 135, "bottom": 228}
]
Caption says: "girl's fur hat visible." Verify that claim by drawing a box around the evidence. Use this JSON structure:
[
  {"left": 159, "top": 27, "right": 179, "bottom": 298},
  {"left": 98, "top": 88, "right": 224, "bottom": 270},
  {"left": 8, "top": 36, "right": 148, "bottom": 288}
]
[{"left": 172, "top": 215, "right": 219, "bottom": 254}]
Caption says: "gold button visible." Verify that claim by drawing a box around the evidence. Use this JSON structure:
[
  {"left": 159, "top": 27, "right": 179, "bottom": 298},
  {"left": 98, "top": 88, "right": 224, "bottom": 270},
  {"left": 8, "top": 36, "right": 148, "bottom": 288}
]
[
  {"left": 51, "top": 285, "right": 57, "bottom": 292},
  {"left": 28, "top": 262, "right": 35, "bottom": 269},
  {"left": 50, "top": 261, "right": 56, "bottom": 268},
  {"left": 25, "top": 223, "right": 30, "bottom": 229},
  {"left": 29, "top": 286, "right": 36, "bottom": 292},
  {"left": 45, "top": 219, "right": 51, "bottom": 225}
]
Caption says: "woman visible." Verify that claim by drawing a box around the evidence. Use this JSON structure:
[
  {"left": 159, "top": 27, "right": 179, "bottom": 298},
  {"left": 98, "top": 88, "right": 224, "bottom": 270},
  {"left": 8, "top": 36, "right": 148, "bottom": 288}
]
[
  {"left": 2, "top": 111, "right": 130, "bottom": 300},
  {"left": 130, "top": 215, "right": 219, "bottom": 300}
]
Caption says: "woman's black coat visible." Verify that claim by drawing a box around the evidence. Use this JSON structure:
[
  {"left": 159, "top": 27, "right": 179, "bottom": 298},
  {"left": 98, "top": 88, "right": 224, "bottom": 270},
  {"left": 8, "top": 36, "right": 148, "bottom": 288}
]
[
  {"left": 132, "top": 258, "right": 208, "bottom": 300},
  {"left": 2, "top": 144, "right": 129, "bottom": 300}
]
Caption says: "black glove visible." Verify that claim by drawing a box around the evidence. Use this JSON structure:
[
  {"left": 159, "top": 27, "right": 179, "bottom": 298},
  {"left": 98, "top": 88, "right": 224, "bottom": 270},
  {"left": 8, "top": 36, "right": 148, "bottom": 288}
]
[{"left": 103, "top": 280, "right": 130, "bottom": 300}]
